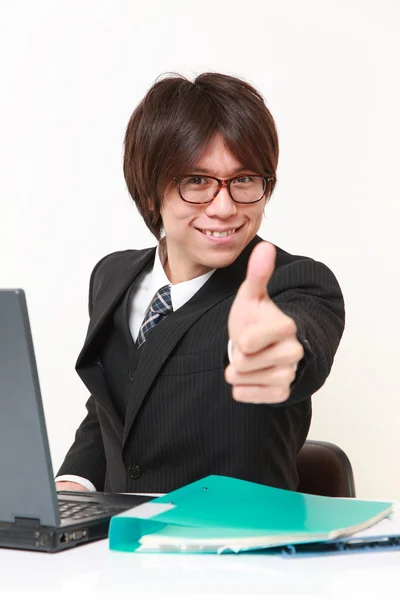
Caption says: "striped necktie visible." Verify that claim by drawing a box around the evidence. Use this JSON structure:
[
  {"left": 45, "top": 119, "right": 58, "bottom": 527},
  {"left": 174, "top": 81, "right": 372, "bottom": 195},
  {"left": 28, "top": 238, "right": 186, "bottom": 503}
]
[{"left": 136, "top": 284, "right": 173, "bottom": 348}]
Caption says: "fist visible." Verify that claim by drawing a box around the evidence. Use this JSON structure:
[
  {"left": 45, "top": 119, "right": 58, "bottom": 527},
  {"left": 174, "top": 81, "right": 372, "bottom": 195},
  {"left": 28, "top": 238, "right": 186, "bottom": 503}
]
[{"left": 225, "top": 242, "right": 304, "bottom": 404}]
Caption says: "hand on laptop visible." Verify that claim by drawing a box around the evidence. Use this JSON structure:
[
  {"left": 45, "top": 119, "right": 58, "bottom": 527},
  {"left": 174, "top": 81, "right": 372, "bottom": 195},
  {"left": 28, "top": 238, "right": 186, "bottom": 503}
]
[{"left": 55, "top": 481, "right": 90, "bottom": 492}]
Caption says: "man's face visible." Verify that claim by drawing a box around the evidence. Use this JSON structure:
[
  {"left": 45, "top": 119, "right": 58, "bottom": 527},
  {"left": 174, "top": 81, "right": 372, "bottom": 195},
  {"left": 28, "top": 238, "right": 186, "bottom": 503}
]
[{"left": 160, "top": 134, "right": 267, "bottom": 283}]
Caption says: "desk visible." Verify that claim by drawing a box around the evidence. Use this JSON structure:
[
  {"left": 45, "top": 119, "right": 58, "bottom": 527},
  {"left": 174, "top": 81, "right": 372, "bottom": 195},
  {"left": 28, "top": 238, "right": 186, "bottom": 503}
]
[{"left": 0, "top": 539, "right": 399, "bottom": 600}]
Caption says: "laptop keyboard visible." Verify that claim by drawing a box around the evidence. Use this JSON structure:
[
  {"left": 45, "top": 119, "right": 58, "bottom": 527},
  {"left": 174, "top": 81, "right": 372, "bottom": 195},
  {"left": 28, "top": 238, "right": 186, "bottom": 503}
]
[{"left": 58, "top": 499, "right": 121, "bottom": 522}]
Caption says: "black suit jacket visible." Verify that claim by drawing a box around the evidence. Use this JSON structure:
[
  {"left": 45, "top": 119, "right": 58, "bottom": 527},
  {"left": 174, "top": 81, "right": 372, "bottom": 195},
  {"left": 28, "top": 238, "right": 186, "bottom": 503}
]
[{"left": 57, "top": 236, "right": 345, "bottom": 492}]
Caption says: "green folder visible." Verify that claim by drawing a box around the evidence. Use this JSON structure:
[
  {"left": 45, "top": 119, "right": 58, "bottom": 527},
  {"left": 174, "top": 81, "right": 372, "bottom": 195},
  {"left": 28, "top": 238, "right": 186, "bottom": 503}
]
[{"left": 108, "top": 475, "right": 392, "bottom": 553}]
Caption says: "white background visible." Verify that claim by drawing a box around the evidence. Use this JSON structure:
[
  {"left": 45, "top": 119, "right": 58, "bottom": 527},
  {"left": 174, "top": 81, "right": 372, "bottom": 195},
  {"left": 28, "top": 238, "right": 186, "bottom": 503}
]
[{"left": 1, "top": 0, "right": 399, "bottom": 499}]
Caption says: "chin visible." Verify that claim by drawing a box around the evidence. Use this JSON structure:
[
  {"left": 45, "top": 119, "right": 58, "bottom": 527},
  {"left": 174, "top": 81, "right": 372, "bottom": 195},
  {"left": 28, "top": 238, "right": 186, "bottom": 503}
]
[{"left": 204, "top": 253, "right": 239, "bottom": 270}]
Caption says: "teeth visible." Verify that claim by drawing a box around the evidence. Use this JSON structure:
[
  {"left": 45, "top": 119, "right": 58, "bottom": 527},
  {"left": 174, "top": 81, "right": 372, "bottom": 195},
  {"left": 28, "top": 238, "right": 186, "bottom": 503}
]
[{"left": 203, "top": 229, "right": 236, "bottom": 238}]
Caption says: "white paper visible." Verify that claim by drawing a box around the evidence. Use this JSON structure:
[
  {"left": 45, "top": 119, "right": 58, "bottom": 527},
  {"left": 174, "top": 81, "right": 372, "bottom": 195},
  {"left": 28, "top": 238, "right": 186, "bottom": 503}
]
[{"left": 346, "top": 502, "right": 400, "bottom": 540}]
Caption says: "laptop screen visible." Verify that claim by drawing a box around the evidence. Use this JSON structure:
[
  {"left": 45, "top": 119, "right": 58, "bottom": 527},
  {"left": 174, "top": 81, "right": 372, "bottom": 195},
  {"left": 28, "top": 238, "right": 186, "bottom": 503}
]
[{"left": 0, "top": 289, "right": 59, "bottom": 527}]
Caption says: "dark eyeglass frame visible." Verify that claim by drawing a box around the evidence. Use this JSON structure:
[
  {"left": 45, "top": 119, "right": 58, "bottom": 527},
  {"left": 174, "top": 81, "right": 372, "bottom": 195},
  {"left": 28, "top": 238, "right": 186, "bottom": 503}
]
[{"left": 173, "top": 174, "right": 275, "bottom": 205}]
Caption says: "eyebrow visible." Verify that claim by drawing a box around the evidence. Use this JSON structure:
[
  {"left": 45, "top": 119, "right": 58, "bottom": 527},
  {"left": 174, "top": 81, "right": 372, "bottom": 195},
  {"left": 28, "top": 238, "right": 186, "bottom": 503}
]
[{"left": 189, "top": 166, "right": 249, "bottom": 175}]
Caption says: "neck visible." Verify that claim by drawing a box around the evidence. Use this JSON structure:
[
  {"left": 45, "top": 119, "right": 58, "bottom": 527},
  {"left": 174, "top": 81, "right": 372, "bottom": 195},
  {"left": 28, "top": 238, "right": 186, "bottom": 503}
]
[
  {"left": 163, "top": 257, "right": 213, "bottom": 285},
  {"left": 159, "top": 236, "right": 213, "bottom": 284}
]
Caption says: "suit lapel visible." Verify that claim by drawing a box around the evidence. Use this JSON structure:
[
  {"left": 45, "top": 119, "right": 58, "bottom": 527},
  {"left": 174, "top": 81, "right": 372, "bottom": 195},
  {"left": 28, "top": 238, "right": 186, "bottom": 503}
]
[
  {"left": 76, "top": 247, "right": 156, "bottom": 438},
  {"left": 122, "top": 235, "right": 261, "bottom": 447},
  {"left": 77, "top": 248, "right": 156, "bottom": 363}
]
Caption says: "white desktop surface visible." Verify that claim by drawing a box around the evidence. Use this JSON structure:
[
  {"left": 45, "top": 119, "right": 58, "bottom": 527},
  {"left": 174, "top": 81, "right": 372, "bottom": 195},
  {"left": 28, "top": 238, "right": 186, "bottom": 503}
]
[{"left": 0, "top": 538, "right": 399, "bottom": 600}]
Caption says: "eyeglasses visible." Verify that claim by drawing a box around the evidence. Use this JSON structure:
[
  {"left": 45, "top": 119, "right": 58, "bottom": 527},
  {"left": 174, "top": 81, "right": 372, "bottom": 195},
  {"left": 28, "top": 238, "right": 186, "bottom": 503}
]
[{"left": 173, "top": 174, "right": 275, "bottom": 205}]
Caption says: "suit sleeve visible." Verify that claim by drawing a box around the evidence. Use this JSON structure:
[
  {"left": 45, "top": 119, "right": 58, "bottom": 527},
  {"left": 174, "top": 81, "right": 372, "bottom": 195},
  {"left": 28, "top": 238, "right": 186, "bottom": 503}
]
[
  {"left": 56, "top": 395, "right": 106, "bottom": 490},
  {"left": 56, "top": 260, "right": 108, "bottom": 491},
  {"left": 269, "top": 258, "right": 345, "bottom": 405}
]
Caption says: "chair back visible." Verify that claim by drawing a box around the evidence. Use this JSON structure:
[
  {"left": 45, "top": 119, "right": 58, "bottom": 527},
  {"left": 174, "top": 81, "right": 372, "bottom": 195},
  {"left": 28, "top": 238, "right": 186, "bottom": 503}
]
[{"left": 296, "top": 440, "right": 356, "bottom": 497}]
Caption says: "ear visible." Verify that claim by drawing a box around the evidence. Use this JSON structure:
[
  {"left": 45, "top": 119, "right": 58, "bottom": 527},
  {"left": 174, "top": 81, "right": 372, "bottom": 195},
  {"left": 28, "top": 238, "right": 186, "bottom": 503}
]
[
  {"left": 147, "top": 197, "right": 158, "bottom": 223},
  {"left": 265, "top": 176, "right": 275, "bottom": 201}
]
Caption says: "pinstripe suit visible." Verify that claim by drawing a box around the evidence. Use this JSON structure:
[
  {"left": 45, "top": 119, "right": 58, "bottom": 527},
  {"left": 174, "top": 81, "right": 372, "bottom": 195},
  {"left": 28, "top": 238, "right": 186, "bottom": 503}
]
[{"left": 57, "top": 235, "right": 345, "bottom": 492}]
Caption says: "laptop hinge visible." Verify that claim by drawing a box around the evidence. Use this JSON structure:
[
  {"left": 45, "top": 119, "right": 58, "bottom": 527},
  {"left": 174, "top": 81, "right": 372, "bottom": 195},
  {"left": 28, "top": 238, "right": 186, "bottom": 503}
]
[{"left": 14, "top": 517, "right": 41, "bottom": 528}]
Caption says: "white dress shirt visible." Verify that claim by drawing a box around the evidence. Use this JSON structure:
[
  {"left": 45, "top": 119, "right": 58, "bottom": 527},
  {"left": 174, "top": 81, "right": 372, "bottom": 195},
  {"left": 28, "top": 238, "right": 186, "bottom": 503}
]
[{"left": 55, "top": 241, "right": 215, "bottom": 491}]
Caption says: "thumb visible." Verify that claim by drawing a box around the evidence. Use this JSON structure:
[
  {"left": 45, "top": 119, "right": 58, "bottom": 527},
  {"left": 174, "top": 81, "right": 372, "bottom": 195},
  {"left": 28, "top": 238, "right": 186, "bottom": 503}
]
[{"left": 240, "top": 241, "right": 276, "bottom": 302}]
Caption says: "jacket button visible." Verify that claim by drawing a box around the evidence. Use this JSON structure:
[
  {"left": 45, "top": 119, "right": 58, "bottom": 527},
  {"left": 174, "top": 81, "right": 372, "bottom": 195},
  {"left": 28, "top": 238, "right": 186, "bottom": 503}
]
[
  {"left": 128, "top": 369, "right": 135, "bottom": 381},
  {"left": 128, "top": 465, "right": 141, "bottom": 479}
]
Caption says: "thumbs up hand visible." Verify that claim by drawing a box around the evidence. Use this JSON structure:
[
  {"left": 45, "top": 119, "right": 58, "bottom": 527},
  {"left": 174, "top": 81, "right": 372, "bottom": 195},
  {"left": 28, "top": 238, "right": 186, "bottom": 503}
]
[{"left": 226, "top": 242, "right": 304, "bottom": 404}]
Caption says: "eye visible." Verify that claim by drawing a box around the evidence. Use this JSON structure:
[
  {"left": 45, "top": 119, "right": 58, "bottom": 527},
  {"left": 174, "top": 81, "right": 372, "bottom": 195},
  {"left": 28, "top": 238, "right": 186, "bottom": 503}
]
[
  {"left": 232, "top": 176, "right": 256, "bottom": 185},
  {"left": 182, "top": 176, "right": 209, "bottom": 186}
]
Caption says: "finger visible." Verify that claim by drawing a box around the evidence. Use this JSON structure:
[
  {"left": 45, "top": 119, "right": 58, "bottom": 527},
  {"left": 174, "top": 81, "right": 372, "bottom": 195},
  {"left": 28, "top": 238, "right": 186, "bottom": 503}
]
[
  {"left": 237, "top": 241, "right": 276, "bottom": 303},
  {"left": 232, "top": 339, "right": 304, "bottom": 373},
  {"left": 232, "top": 384, "right": 291, "bottom": 404},
  {"left": 225, "top": 364, "right": 297, "bottom": 387},
  {"left": 235, "top": 317, "right": 298, "bottom": 355}
]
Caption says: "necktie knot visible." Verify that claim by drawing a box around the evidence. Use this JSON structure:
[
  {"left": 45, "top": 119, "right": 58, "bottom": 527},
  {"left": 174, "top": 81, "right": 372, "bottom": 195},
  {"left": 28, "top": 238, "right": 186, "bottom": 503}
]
[
  {"left": 149, "top": 285, "right": 173, "bottom": 317},
  {"left": 136, "top": 284, "right": 172, "bottom": 348}
]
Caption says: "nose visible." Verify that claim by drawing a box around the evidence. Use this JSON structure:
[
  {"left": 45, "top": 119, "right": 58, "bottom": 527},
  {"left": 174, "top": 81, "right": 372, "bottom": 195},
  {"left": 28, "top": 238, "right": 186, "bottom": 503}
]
[{"left": 204, "top": 185, "right": 238, "bottom": 219}]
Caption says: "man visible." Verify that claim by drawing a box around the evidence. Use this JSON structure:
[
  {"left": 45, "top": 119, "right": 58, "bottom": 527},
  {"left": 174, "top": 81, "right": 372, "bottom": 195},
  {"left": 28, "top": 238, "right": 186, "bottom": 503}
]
[{"left": 56, "top": 73, "right": 345, "bottom": 494}]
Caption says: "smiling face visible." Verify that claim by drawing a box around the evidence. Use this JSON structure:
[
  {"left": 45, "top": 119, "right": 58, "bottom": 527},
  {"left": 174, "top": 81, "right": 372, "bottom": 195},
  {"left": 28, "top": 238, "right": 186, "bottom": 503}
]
[{"left": 160, "top": 134, "right": 266, "bottom": 283}]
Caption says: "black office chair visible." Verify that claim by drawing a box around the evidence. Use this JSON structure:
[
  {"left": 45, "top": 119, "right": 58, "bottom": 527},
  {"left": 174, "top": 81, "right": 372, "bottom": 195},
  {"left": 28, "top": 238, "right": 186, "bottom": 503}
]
[{"left": 296, "top": 440, "right": 356, "bottom": 498}]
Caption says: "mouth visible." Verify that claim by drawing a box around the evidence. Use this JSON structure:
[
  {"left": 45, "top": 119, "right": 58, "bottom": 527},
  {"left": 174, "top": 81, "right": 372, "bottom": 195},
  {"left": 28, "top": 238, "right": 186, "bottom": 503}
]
[{"left": 196, "top": 226, "right": 243, "bottom": 239}]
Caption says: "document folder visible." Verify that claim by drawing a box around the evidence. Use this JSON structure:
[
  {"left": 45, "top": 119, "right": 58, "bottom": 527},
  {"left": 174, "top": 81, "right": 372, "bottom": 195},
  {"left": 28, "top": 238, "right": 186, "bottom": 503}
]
[
  {"left": 108, "top": 475, "right": 393, "bottom": 554},
  {"left": 276, "top": 501, "right": 400, "bottom": 557}
]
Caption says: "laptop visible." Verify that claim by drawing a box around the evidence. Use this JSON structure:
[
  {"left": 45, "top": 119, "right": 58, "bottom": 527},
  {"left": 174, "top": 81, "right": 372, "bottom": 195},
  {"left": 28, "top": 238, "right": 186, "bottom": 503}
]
[{"left": 0, "top": 289, "right": 149, "bottom": 552}]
